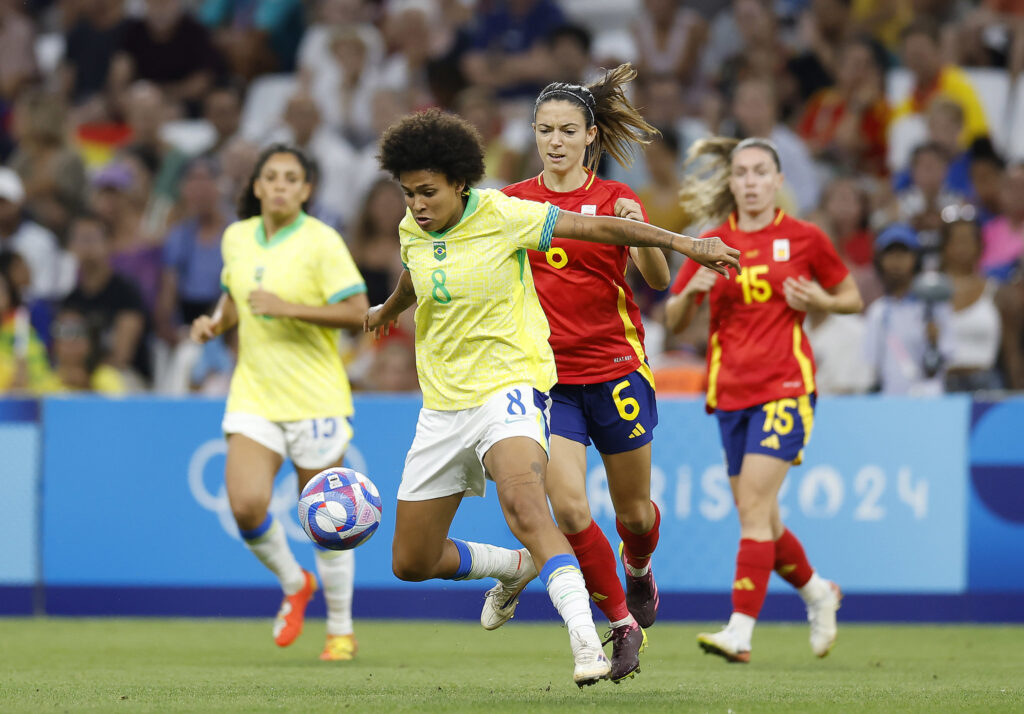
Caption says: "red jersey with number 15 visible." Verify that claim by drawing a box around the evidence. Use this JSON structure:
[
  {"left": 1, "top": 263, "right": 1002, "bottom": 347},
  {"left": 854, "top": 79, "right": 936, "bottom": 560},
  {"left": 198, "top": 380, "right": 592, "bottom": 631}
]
[
  {"left": 671, "top": 210, "right": 848, "bottom": 412},
  {"left": 503, "top": 170, "right": 651, "bottom": 384}
]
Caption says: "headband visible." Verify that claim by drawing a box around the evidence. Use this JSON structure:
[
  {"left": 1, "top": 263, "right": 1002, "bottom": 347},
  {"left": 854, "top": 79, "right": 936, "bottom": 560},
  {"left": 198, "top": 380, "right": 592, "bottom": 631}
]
[{"left": 534, "top": 84, "right": 596, "bottom": 125}]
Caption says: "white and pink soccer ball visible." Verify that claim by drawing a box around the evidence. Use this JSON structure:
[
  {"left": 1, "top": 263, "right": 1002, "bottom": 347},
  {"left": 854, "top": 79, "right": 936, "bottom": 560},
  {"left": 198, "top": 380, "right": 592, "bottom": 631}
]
[{"left": 298, "top": 468, "right": 382, "bottom": 550}]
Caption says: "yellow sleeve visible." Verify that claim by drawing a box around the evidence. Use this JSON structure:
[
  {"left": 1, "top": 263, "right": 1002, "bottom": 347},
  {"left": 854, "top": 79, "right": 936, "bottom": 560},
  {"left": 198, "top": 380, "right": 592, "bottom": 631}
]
[
  {"left": 219, "top": 225, "right": 233, "bottom": 295},
  {"left": 496, "top": 193, "right": 559, "bottom": 252},
  {"left": 319, "top": 229, "right": 367, "bottom": 304}
]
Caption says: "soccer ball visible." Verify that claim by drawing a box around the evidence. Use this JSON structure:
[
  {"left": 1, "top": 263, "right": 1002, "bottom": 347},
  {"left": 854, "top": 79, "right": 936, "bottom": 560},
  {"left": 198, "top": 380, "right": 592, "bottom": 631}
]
[{"left": 298, "top": 467, "right": 383, "bottom": 550}]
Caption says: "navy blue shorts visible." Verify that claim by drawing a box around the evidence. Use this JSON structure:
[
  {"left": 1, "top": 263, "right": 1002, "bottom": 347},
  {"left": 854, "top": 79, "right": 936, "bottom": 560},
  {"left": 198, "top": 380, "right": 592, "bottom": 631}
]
[
  {"left": 549, "top": 368, "right": 658, "bottom": 455},
  {"left": 715, "top": 394, "right": 816, "bottom": 477}
]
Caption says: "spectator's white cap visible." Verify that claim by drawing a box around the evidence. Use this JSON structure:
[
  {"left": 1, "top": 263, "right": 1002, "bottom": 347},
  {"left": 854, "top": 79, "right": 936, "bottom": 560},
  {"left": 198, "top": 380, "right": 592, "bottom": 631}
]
[{"left": 0, "top": 167, "right": 25, "bottom": 204}]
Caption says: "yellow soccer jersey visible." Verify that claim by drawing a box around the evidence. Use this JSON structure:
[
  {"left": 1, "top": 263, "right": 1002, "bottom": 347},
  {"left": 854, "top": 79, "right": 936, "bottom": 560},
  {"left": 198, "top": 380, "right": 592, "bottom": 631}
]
[
  {"left": 220, "top": 212, "right": 366, "bottom": 421},
  {"left": 400, "top": 188, "right": 559, "bottom": 410}
]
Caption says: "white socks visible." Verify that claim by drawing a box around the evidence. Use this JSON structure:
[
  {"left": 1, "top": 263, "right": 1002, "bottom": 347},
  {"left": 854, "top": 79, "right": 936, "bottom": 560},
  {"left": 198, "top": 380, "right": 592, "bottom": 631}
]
[
  {"left": 541, "top": 554, "right": 602, "bottom": 649},
  {"left": 240, "top": 515, "right": 305, "bottom": 595},
  {"left": 450, "top": 539, "right": 524, "bottom": 581},
  {"left": 799, "top": 572, "right": 831, "bottom": 604},
  {"left": 727, "top": 612, "right": 757, "bottom": 649},
  {"left": 315, "top": 548, "right": 355, "bottom": 636}
]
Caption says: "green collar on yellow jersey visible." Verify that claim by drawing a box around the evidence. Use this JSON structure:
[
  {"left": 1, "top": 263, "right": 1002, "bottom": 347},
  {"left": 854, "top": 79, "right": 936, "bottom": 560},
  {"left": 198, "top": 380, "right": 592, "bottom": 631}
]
[
  {"left": 255, "top": 211, "right": 307, "bottom": 248},
  {"left": 426, "top": 189, "right": 479, "bottom": 238}
]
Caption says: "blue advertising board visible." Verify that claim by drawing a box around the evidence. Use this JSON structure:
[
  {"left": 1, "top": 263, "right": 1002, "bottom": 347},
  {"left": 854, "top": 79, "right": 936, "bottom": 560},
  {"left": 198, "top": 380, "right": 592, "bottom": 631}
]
[
  {"left": 0, "top": 400, "right": 40, "bottom": 614},
  {"left": 39, "top": 394, "right": 970, "bottom": 610}
]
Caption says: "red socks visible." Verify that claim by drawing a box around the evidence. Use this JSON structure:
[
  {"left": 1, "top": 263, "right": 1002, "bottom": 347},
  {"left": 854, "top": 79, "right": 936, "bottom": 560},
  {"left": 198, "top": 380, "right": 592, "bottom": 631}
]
[
  {"left": 616, "top": 501, "right": 661, "bottom": 570},
  {"left": 732, "top": 538, "right": 774, "bottom": 618},
  {"left": 565, "top": 520, "right": 630, "bottom": 623},
  {"left": 773, "top": 528, "right": 814, "bottom": 588}
]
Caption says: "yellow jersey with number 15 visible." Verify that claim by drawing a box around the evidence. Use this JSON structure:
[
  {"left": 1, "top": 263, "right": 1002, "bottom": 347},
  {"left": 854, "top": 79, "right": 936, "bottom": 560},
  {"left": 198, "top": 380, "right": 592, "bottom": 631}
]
[
  {"left": 400, "top": 188, "right": 559, "bottom": 410},
  {"left": 220, "top": 212, "right": 366, "bottom": 421}
]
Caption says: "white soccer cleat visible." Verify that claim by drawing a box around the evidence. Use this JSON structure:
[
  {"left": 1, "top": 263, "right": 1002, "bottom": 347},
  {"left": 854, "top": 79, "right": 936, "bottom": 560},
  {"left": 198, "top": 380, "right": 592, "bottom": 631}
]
[
  {"left": 480, "top": 548, "right": 537, "bottom": 631},
  {"left": 569, "top": 627, "right": 611, "bottom": 687},
  {"left": 807, "top": 580, "right": 842, "bottom": 657},
  {"left": 696, "top": 627, "right": 751, "bottom": 663}
]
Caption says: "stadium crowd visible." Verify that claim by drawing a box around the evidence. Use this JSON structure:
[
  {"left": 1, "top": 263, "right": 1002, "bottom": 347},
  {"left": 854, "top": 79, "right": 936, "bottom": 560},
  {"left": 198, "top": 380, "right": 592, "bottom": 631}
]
[{"left": 1, "top": 0, "right": 1023, "bottom": 398}]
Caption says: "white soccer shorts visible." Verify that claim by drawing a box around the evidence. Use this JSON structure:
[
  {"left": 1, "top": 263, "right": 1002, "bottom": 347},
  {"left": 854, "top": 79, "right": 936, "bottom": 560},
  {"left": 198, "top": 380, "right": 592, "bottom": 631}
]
[
  {"left": 222, "top": 412, "right": 353, "bottom": 470},
  {"left": 397, "top": 383, "right": 552, "bottom": 502}
]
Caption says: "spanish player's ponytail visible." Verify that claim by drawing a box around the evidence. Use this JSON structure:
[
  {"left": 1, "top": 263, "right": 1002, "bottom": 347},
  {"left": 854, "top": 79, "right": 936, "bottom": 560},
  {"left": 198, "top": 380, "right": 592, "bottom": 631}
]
[
  {"left": 533, "top": 63, "right": 658, "bottom": 173},
  {"left": 236, "top": 143, "right": 318, "bottom": 220},
  {"left": 678, "top": 136, "right": 782, "bottom": 226}
]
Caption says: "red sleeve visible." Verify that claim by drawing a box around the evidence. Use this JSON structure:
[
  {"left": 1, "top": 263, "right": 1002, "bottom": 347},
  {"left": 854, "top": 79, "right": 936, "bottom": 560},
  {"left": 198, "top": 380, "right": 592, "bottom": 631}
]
[
  {"left": 613, "top": 184, "right": 650, "bottom": 223},
  {"left": 670, "top": 258, "right": 700, "bottom": 296},
  {"left": 808, "top": 225, "right": 849, "bottom": 289}
]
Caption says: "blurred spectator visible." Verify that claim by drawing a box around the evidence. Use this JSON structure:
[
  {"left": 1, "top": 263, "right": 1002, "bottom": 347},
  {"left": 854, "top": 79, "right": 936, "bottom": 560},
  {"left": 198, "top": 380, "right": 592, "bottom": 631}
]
[
  {"left": 365, "top": 335, "right": 418, "bottom": 392},
  {"left": 0, "top": 168, "right": 76, "bottom": 301},
  {"left": 892, "top": 19, "right": 989, "bottom": 148},
  {"left": 89, "top": 161, "right": 163, "bottom": 310},
  {"left": 705, "top": 0, "right": 787, "bottom": 101},
  {"left": 939, "top": 213, "right": 1003, "bottom": 391},
  {"left": 267, "top": 91, "right": 360, "bottom": 228},
  {"left": 50, "top": 306, "right": 128, "bottom": 393},
  {"left": 0, "top": 250, "right": 55, "bottom": 350},
  {"left": 636, "top": 128, "right": 689, "bottom": 235},
  {"left": 797, "top": 36, "right": 890, "bottom": 177},
  {"left": 863, "top": 223, "right": 954, "bottom": 395},
  {"left": 199, "top": 0, "right": 305, "bottom": 78},
  {"left": 545, "top": 24, "right": 594, "bottom": 85},
  {"left": 893, "top": 99, "right": 972, "bottom": 196},
  {"left": 951, "top": 1, "right": 1018, "bottom": 68},
  {"left": 8, "top": 89, "right": 89, "bottom": 235},
  {"left": 189, "top": 332, "right": 236, "bottom": 394},
  {"left": 980, "top": 163, "right": 1024, "bottom": 281},
  {"left": 460, "top": 0, "right": 567, "bottom": 99},
  {"left": 120, "top": 82, "right": 189, "bottom": 231},
  {"left": 787, "top": 0, "right": 856, "bottom": 104},
  {"left": 60, "top": 0, "right": 126, "bottom": 120},
  {"left": 811, "top": 176, "right": 881, "bottom": 304},
  {"left": 349, "top": 177, "right": 405, "bottom": 307},
  {"left": 996, "top": 271, "right": 1024, "bottom": 390},
  {"left": 968, "top": 138, "right": 1004, "bottom": 227},
  {"left": 109, "top": 0, "right": 225, "bottom": 115},
  {"left": 879, "top": 142, "right": 967, "bottom": 258},
  {"left": 732, "top": 78, "right": 821, "bottom": 215},
  {"left": 0, "top": 0, "right": 38, "bottom": 102},
  {"left": 455, "top": 86, "right": 523, "bottom": 188},
  {"left": 63, "top": 211, "right": 150, "bottom": 385},
  {"left": 851, "top": 0, "right": 912, "bottom": 53},
  {"left": 217, "top": 137, "right": 260, "bottom": 212},
  {"left": 804, "top": 309, "right": 873, "bottom": 394},
  {"left": 154, "top": 157, "right": 229, "bottom": 345},
  {"left": 0, "top": 268, "right": 59, "bottom": 395},
  {"left": 307, "top": 24, "right": 383, "bottom": 145},
  {"left": 632, "top": 0, "right": 706, "bottom": 85},
  {"left": 378, "top": 0, "right": 440, "bottom": 105},
  {"left": 202, "top": 85, "right": 243, "bottom": 158}
]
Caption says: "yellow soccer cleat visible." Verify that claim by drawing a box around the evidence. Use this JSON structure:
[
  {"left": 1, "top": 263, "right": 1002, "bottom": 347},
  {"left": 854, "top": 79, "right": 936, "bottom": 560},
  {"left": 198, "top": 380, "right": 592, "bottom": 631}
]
[{"left": 320, "top": 633, "right": 358, "bottom": 661}]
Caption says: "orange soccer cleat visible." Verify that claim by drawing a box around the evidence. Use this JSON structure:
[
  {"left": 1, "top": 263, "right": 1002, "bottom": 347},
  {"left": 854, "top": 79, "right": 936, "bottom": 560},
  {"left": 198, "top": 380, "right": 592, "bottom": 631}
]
[{"left": 273, "top": 570, "right": 318, "bottom": 647}]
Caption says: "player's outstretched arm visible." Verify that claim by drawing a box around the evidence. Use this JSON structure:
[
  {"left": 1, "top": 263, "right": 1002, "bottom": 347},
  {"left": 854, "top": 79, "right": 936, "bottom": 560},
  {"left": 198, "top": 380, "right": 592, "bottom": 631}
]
[
  {"left": 190, "top": 293, "right": 238, "bottom": 343},
  {"left": 364, "top": 269, "right": 417, "bottom": 339},
  {"left": 249, "top": 288, "right": 370, "bottom": 329},
  {"left": 552, "top": 212, "right": 740, "bottom": 276}
]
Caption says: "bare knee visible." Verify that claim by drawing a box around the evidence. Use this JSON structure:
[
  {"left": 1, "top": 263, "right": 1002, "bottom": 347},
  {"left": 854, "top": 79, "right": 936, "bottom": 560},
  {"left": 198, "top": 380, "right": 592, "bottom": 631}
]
[
  {"left": 232, "top": 502, "right": 268, "bottom": 533},
  {"left": 504, "top": 493, "right": 556, "bottom": 540},
  {"left": 614, "top": 499, "right": 654, "bottom": 534},
  {"left": 735, "top": 494, "right": 771, "bottom": 530},
  {"left": 552, "top": 497, "right": 592, "bottom": 535}
]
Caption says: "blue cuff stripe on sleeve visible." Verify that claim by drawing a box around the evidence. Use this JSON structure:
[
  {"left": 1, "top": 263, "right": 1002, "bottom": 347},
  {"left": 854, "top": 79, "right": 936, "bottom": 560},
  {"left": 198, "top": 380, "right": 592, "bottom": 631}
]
[
  {"left": 239, "top": 514, "right": 273, "bottom": 541},
  {"left": 220, "top": 282, "right": 230, "bottom": 294},
  {"left": 538, "top": 205, "right": 559, "bottom": 252},
  {"left": 327, "top": 283, "right": 368, "bottom": 304},
  {"left": 451, "top": 538, "right": 472, "bottom": 580}
]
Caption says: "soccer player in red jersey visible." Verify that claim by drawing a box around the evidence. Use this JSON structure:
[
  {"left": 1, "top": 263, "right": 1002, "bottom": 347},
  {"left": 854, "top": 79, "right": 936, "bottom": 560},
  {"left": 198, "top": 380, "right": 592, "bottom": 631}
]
[
  {"left": 665, "top": 137, "right": 864, "bottom": 663},
  {"left": 485, "top": 64, "right": 669, "bottom": 682}
]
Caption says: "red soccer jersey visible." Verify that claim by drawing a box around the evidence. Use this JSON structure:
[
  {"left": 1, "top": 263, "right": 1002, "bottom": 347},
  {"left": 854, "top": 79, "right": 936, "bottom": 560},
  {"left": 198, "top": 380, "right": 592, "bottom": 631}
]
[
  {"left": 671, "top": 210, "right": 849, "bottom": 412},
  {"left": 503, "top": 170, "right": 651, "bottom": 384}
]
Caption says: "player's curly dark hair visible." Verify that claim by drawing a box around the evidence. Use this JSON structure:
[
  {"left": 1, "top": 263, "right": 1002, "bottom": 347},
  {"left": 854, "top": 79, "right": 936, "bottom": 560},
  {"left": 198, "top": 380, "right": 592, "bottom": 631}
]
[
  {"left": 236, "top": 143, "right": 318, "bottom": 219},
  {"left": 378, "top": 109, "right": 485, "bottom": 188}
]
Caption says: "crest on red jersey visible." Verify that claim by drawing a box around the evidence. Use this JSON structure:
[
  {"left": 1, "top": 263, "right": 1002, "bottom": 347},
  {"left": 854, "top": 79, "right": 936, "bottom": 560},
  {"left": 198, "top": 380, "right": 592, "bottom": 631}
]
[{"left": 773, "top": 239, "right": 790, "bottom": 262}]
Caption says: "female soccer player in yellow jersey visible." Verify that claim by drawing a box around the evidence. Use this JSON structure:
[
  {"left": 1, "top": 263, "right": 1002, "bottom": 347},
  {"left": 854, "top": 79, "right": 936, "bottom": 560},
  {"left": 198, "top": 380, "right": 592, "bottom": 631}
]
[
  {"left": 190, "top": 144, "right": 369, "bottom": 661},
  {"left": 365, "top": 109, "right": 739, "bottom": 686}
]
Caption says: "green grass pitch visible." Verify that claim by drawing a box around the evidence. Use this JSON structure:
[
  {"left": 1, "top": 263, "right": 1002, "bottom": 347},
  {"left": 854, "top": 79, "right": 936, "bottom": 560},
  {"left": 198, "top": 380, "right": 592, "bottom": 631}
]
[{"left": 2, "top": 618, "right": 1022, "bottom": 713}]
